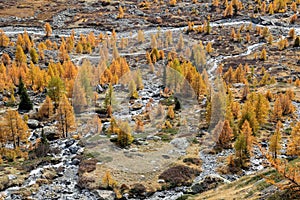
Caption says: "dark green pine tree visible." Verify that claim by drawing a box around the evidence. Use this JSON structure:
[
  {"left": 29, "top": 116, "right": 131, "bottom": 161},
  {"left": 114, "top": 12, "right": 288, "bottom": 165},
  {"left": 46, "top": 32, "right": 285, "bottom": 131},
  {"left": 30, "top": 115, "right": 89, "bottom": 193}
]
[{"left": 18, "top": 77, "right": 33, "bottom": 111}]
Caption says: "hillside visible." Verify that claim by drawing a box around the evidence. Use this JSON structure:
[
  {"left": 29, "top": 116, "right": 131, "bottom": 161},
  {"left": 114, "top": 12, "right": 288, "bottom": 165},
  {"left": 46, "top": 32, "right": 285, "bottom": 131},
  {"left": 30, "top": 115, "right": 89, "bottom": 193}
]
[{"left": 0, "top": 0, "right": 300, "bottom": 200}]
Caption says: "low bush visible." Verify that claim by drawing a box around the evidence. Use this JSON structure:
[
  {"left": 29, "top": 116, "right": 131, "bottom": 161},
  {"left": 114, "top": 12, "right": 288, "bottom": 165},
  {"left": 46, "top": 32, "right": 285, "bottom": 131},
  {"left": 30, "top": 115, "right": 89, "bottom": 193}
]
[
  {"left": 159, "top": 165, "right": 201, "bottom": 188},
  {"left": 78, "top": 158, "right": 98, "bottom": 175}
]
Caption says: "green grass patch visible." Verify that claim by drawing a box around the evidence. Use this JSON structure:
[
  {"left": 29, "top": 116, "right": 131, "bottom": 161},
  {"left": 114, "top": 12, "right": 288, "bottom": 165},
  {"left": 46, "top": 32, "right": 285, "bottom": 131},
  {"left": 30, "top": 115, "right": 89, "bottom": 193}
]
[
  {"left": 267, "top": 170, "right": 284, "bottom": 183},
  {"left": 156, "top": 133, "right": 172, "bottom": 142},
  {"left": 162, "top": 128, "right": 178, "bottom": 135},
  {"left": 97, "top": 156, "right": 113, "bottom": 163},
  {"left": 83, "top": 151, "right": 101, "bottom": 159},
  {"left": 288, "top": 157, "right": 300, "bottom": 165},
  {"left": 244, "top": 190, "right": 255, "bottom": 198},
  {"left": 83, "top": 150, "right": 113, "bottom": 163},
  {"left": 87, "top": 134, "right": 107, "bottom": 142},
  {"left": 236, "top": 170, "right": 274, "bottom": 189},
  {"left": 256, "top": 181, "right": 271, "bottom": 191},
  {"left": 284, "top": 127, "right": 292, "bottom": 135},
  {"left": 133, "top": 132, "right": 149, "bottom": 139},
  {"left": 236, "top": 175, "right": 262, "bottom": 189},
  {"left": 176, "top": 194, "right": 191, "bottom": 200},
  {"left": 160, "top": 96, "right": 175, "bottom": 106}
]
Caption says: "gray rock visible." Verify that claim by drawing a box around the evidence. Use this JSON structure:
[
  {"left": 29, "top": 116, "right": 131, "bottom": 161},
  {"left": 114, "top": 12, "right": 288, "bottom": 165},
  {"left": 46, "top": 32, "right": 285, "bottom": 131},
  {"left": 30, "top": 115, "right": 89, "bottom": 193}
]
[
  {"left": 92, "top": 190, "right": 115, "bottom": 200},
  {"left": 232, "top": 83, "right": 245, "bottom": 88},
  {"left": 44, "top": 126, "right": 60, "bottom": 141},
  {"left": 170, "top": 137, "right": 189, "bottom": 150},
  {"left": 63, "top": 149, "right": 71, "bottom": 156},
  {"left": 65, "top": 139, "right": 75, "bottom": 148},
  {"left": 42, "top": 168, "right": 57, "bottom": 180},
  {"left": 69, "top": 146, "right": 79, "bottom": 154},
  {"left": 27, "top": 119, "right": 39, "bottom": 129},
  {"left": 190, "top": 175, "right": 227, "bottom": 194},
  {"left": 130, "top": 148, "right": 138, "bottom": 152},
  {"left": 157, "top": 179, "right": 165, "bottom": 183},
  {"left": 8, "top": 174, "right": 17, "bottom": 180},
  {"left": 146, "top": 135, "right": 161, "bottom": 141},
  {"left": 71, "top": 158, "right": 80, "bottom": 165}
]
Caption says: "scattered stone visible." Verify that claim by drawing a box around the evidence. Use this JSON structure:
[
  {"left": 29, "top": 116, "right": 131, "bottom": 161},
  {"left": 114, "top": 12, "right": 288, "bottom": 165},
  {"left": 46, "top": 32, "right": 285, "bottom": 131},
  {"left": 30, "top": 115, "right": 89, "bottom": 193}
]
[
  {"left": 157, "top": 179, "right": 165, "bottom": 184},
  {"left": 65, "top": 139, "right": 75, "bottom": 148},
  {"left": 69, "top": 146, "right": 79, "bottom": 154},
  {"left": 27, "top": 119, "right": 40, "bottom": 129},
  {"left": 190, "top": 175, "right": 227, "bottom": 194},
  {"left": 93, "top": 190, "right": 115, "bottom": 200},
  {"left": 71, "top": 158, "right": 80, "bottom": 165},
  {"left": 36, "top": 179, "right": 49, "bottom": 186},
  {"left": 42, "top": 168, "right": 57, "bottom": 180},
  {"left": 0, "top": 176, "right": 9, "bottom": 190},
  {"left": 78, "top": 159, "right": 98, "bottom": 174},
  {"left": 8, "top": 174, "right": 17, "bottom": 180},
  {"left": 43, "top": 126, "right": 60, "bottom": 141},
  {"left": 130, "top": 148, "right": 138, "bottom": 152},
  {"left": 129, "top": 183, "right": 147, "bottom": 198},
  {"left": 146, "top": 135, "right": 161, "bottom": 141},
  {"left": 130, "top": 103, "right": 143, "bottom": 111},
  {"left": 170, "top": 137, "right": 189, "bottom": 150}
]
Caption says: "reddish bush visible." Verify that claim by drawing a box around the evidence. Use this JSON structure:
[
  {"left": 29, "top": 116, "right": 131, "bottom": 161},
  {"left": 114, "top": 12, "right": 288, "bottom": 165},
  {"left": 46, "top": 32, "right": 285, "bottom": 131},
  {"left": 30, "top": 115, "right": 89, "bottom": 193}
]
[
  {"left": 78, "top": 158, "right": 98, "bottom": 175},
  {"left": 159, "top": 165, "right": 201, "bottom": 187}
]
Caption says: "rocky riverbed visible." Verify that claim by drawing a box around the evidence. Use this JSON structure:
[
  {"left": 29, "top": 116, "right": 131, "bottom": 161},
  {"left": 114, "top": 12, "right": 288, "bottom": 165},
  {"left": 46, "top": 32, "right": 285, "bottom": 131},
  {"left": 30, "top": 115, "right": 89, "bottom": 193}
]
[
  {"left": 2, "top": 139, "right": 100, "bottom": 200},
  {"left": 1, "top": 2, "right": 300, "bottom": 197}
]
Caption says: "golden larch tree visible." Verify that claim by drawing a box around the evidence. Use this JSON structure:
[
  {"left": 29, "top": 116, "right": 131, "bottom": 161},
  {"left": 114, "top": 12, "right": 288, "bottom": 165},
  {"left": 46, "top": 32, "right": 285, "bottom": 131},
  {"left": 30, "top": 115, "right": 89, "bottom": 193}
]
[
  {"left": 44, "top": 22, "right": 52, "bottom": 37},
  {"left": 137, "top": 30, "right": 145, "bottom": 43},
  {"left": 56, "top": 94, "right": 76, "bottom": 138},
  {"left": 260, "top": 48, "right": 267, "bottom": 61},
  {"left": 4, "top": 109, "right": 29, "bottom": 149},
  {"left": 72, "top": 81, "right": 87, "bottom": 113},
  {"left": 287, "top": 122, "right": 300, "bottom": 156},
  {"left": 272, "top": 97, "right": 283, "bottom": 121},
  {"left": 269, "top": 121, "right": 282, "bottom": 159},
  {"left": 167, "top": 106, "right": 175, "bottom": 119},
  {"left": 15, "top": 45, "right": 27, "bottom": 65},
  {"left": 239, "top": 101, "right": 259, "bottom": 134},
  {"left": 102, "top": 170, "right": 117, "bottom": 189},
  {"left": 177, "top": 33, "right": 184, "bottom": 50},
  {"left": 0, "top": 29, "right": 10, "bottom": 47},
  {"left": 250, "top": 92, "right": 269, "bottom": 126},
  {"left": 240, "top": 120, "right": 254, "bottom": 156},
  {"left": 217, "top": 120, "right": 233, "bottom": 149},
  {"left": 117, "top": 6, "right": 124, "bottom": 19},
  {"left": 117, "top": 121, "right": 133, "bottom": 148},
  {"left": 206, "top": 42, "right": 213, "bottom": 53},
  {"left": 38, "top": 96, "right": 54, "bottom": 120}
]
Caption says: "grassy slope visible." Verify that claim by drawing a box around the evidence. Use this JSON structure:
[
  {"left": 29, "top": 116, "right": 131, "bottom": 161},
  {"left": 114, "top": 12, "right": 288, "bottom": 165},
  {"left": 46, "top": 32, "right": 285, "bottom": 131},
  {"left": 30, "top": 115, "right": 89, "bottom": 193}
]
[{"left": 187, "top": 169, "right": 286, "bottom": 200}]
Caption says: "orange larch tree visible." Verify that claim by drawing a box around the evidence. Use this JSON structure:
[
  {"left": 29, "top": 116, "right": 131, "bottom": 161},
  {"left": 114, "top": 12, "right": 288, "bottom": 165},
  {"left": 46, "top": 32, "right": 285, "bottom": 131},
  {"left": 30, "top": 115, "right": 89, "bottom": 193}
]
[
  {"left": 4, "top": 109, "right": 29, "bottom": 149},
  {"left": 56, "top": 94, "right": 76, "bottom": 138}
]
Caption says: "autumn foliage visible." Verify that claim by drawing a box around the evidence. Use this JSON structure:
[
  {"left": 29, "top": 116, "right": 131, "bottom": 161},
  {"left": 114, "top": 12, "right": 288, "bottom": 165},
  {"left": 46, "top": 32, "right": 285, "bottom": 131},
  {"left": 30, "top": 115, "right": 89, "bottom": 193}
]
[{"left": 56, "top": 94, "right": 76, "bottom": 138}]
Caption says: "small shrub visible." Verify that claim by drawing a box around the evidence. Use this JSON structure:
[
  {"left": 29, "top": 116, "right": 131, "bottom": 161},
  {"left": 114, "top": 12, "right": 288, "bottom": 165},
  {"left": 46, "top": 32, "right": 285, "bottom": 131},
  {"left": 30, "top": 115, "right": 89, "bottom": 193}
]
[
  {"left": 129, "top": 183, "right": 147, "bottom": 198},
  {"left": 78, "top": 158, "right": 98, "bottom": 175},
  {"left": 78, "top": 175, "right": 95, "bottom": 189},
  {"left": 183, "top": 157, "right": 201, "bottom": 165},
  {"left": 159, "top": 165, "right": 201, "bottom": 188}
]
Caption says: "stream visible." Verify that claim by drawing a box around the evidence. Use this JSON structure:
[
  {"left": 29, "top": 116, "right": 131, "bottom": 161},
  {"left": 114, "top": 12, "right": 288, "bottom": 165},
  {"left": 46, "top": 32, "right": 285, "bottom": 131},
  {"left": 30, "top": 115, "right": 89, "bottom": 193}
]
[
  {"left": 3, "top": 139, "right": 99, "bottom": 200},
  {"left": 1, "top": 16, "right": 300, "bottom": 199}
]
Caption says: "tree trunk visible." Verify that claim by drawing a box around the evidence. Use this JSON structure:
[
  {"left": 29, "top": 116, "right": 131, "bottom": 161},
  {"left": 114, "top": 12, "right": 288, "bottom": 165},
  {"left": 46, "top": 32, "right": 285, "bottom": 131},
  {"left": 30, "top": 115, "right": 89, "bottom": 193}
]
[{"left": 17, "top": 136, "right": 20, "bottom": 148}]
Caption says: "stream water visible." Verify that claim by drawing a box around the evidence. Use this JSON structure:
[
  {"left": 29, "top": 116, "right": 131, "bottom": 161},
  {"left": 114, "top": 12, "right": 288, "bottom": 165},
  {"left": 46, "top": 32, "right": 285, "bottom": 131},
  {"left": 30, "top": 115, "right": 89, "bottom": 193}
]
[{"left": 3, "top": 139, "right": 99, "bottom": 200}]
